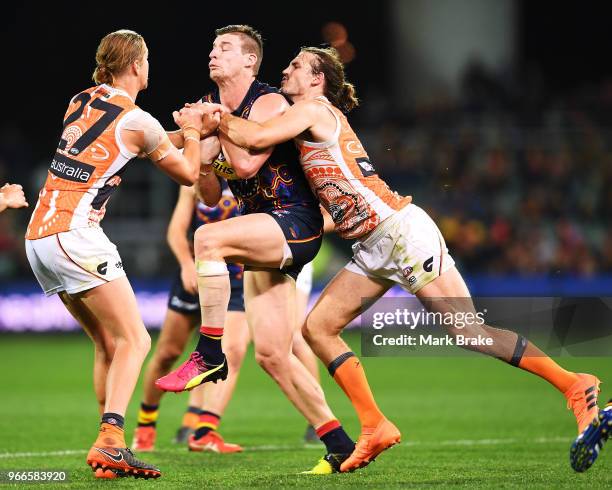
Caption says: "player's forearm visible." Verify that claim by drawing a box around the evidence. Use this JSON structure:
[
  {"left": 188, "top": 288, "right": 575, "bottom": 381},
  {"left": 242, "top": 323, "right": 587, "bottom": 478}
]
[
  {"left": 220, "top": 114, "right": 264, "bottom": 150},
  {"left": 180, "top": 135, "right": 201, "bottom": 184},
  {"left": 218, "top": 133, "right": 267, "bottom": 179},
  {"left": 168, "top": 234, "right": 194, "bottom": 269},
  {"left": 0, "top": 193, "right": 7, "bottom": 213},
  {"left": 168, "top": 130, "right": 184, "bottom": 150}
]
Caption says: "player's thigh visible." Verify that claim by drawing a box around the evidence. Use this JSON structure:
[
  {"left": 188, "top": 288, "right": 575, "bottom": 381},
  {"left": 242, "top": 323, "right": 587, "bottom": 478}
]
[
  {"left": 244, "top": 270, "right": 295, "bottom": 354},
  {"left": 195, "top": 213, "right": 286, "bottom": 267},
  {"left": 416, "top": 266, "right": 476, "bottom": 316},
  {"left": 306, "top": 268, "right": 392, "bottom": 335}
]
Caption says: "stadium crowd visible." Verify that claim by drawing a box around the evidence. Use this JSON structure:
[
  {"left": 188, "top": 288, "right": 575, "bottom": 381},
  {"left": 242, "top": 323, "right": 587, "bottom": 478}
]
[{"left": 1, "top": 66, "right": 610, "bottom": 280}]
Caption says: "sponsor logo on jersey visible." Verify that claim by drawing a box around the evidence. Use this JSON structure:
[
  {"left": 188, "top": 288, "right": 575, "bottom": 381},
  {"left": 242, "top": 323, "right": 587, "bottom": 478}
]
[
  {"left": 50, "top": 152, "right": 95, "bottom": 183},
  {"left": 212, "top": 152, "right": 239, "bottom": 180},
  {"left": 355, "top": 157, "right": 377, "bottom": 177}
]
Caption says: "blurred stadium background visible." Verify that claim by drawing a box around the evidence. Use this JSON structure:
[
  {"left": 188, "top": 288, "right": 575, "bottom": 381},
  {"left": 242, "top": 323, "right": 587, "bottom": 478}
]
[
  {"left": 2, "top": 2, "right": 611, "bottom": 331},
  {"left": 1, "top": 1, "right": 612, "bottom": 487}
]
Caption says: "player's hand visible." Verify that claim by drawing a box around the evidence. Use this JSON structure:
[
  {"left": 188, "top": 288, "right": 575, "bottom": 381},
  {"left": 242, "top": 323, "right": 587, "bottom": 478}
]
[
  {"left": 173, "top": 107, "right": 204, "bottom": 134},
  {"left": 180, "top": 261, "right": 198, "bottom": 295},
  {"left": 0, "top": 183, "right": 28, "bottom": 209},
  {"left": 184, "top": 102, "right": 224, "bottom": 136},
  {"left": 200, "top": 135, "right": 221, "bottom": 165}
]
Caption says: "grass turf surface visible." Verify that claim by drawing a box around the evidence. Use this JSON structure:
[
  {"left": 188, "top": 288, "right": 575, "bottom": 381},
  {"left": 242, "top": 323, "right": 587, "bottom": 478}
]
[{"left": 0, "top": 332, "right": 611, "bottom": 488}]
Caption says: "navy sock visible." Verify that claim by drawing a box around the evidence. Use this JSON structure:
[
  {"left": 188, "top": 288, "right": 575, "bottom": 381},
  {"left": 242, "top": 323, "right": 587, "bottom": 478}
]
[
  {"left": 318, "top": 424, "right": 355, "bottom": 454},
  {"left": 195, "top": 327, "right": 225, "bottom": 365},
  {"left": 101, "top": 412, "right": 125, "bottom": 430}
]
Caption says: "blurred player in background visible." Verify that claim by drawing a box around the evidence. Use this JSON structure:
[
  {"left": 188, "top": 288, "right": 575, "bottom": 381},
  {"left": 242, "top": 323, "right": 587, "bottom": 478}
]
[
  {"left": 24, "top": 30, "right": 205, "bottom": 479},
  {"left": 214, "top": 46, "right": 604, "bottom": 473},
  {"left": 157, "top": 25, "right": 356, "bottom": 473},
  {"left": 0, "top": 183, "right": 28, "bottom": 212}
]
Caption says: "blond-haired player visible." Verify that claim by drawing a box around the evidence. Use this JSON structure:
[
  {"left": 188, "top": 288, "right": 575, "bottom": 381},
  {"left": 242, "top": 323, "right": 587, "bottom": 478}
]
[{"left": 24, "top": 29, "right": 206, "bottom": 479}]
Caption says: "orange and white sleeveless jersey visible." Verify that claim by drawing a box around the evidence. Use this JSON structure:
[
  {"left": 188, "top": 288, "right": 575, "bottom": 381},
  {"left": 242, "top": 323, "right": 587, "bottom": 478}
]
[
  {"left": 295, "top": 97, "right": 411, "bottom": 240},
  {"left": 26, "top": 84, "right": 166, "bottom": 240}
]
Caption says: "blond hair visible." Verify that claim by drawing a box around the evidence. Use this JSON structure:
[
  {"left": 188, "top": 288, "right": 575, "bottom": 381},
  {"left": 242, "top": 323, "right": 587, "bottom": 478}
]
[{"left": 93, "top": 30, "right": 147, "bottom": 85}]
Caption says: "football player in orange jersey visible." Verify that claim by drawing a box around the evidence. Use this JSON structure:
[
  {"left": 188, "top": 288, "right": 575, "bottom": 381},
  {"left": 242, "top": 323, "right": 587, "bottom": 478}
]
[
  {"left": 0, "top": 183, "right": 28, "bottom": 212},
  {"left": 24, "top": 30, "right": 208, "bottom": 479},
  {"left": 207, "top": 46, "right": 603, "bottom": 473}
]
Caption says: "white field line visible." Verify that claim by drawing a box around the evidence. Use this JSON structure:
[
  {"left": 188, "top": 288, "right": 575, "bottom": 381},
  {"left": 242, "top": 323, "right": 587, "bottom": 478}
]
[{"left": 0, "top": 437, "right": 572, "bottom": 460}]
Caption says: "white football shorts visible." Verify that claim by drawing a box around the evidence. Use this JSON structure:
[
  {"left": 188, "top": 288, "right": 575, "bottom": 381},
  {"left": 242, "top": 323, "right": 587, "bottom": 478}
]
[
  {"left": 25, "top": 227, "right": 126, "bottom": 296},
  {"left": 344, "top": 203, "right": 455, "bottom": 294}
]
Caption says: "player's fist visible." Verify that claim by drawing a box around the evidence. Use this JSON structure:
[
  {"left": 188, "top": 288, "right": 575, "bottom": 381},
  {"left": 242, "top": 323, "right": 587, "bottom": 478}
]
[
  {"left": 0, "top": 183, "right": 28, "bottom": 212},
  {"left": 173, "top": 107, "right": 204, "bottom": 134}
]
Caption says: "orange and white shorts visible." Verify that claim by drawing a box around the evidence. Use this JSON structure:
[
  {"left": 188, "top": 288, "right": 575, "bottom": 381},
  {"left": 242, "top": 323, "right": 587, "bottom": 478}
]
[
  {"left": 344, "top": 203, "right": 455, "bottom": 294},
  {"left": 25, "top": 227, "right": 126, "bottom": 296}
]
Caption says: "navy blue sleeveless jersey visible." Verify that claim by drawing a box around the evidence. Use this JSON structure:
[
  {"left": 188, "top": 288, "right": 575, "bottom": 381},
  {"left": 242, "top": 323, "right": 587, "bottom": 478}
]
[{"left": 202, "top": 80, "right": 319, "bottom": 215}]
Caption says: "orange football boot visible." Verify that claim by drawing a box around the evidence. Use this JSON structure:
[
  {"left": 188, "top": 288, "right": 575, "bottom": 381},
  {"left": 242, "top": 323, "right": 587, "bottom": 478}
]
[
  {"left": 86, "top": 423, "right": 161, "bottom": 479},
  {"left": 131, "top": 426, "right": 156, "bottom": 452},
  {"left": 564, "top": 373, "right": 601, "bottom": 434},
  {"left": 340, "top": 418, "right": 401, "bottom": 472},
  {"left": 188, "top": 431, "right": 243, "bottom": 453}
]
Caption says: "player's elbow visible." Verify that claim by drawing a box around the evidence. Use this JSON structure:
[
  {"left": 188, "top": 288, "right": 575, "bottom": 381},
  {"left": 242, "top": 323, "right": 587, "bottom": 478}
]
[
  {"left": 176, "top": 167, "right": 198, "bottom": 186},
  {"left": 175, "top": 174, "right": 197, "bottom": 186}
]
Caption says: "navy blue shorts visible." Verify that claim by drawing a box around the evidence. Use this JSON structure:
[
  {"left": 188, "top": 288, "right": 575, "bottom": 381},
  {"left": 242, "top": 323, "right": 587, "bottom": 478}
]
[
  {"left": 245, "top": 205, "right": 323, "bottom": 280},
  {"left": 167, "top": 271, "right": 244, "bottom": 315}
]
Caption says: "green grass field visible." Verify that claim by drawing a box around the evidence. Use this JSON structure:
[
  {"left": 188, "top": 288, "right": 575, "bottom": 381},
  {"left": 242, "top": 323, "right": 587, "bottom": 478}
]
[{"left": 0, "top": 332, "right": 610, "bottom": 488}]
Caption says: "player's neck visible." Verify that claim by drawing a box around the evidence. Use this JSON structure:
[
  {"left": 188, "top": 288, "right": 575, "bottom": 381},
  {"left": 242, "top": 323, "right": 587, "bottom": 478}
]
[
  {"left": 109, "top": 79, "right": 139, "bottom": 101},
  {"left": 216, "top": 75, "right": 255, "bottom": 112},
  {"left": 291, "top": 88, "right": 324, "bottom": 104}
]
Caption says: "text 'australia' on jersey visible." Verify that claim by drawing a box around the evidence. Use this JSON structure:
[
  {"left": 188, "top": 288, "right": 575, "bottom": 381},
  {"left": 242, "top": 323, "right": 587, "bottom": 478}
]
[
  {"left": 202, "top": 80, "right": 318, "bottom": 215},
  {"left": 26, "top": 85, "right": 152, "bottom": 240}
]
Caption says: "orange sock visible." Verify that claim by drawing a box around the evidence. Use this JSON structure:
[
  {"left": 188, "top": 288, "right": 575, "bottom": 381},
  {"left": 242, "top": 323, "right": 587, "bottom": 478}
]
[
  {"left": 510, "top": 335, "right": 579, "bottom": 393},
  {"left": 330, "top": 352, "right": 384, "bottom": 428},
  {"left": 94, "top": 423, "right": 126, "bottom": 448},
  {"left": 518, "top": 356, "right": 579, "bottom": 393}
]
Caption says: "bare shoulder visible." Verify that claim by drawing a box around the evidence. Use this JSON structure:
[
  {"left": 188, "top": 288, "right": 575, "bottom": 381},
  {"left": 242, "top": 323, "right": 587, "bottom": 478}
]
[{"left": 250, "top": 93, "right": 289, "bottom": 121}]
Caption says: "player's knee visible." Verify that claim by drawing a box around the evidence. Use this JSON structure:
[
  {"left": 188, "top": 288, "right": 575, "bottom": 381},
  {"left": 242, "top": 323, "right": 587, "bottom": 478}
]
[
  {"left": 126, "top": 329, "right": 151, "bottom": 358},
  {"left": 155, "top": 344, "right": 183, "bottom": 369},
  {"left": 255, "top": 349, "right": 287, "bottom": 378},
  {"left": 194, "top": 227, "right": 224, "bottom": 260},
  {"left": 224, "top": 343, "right": 247, "bottom": 369},
  {"left": 302, "top": 316, "right": 336, "bottom": 344}
]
